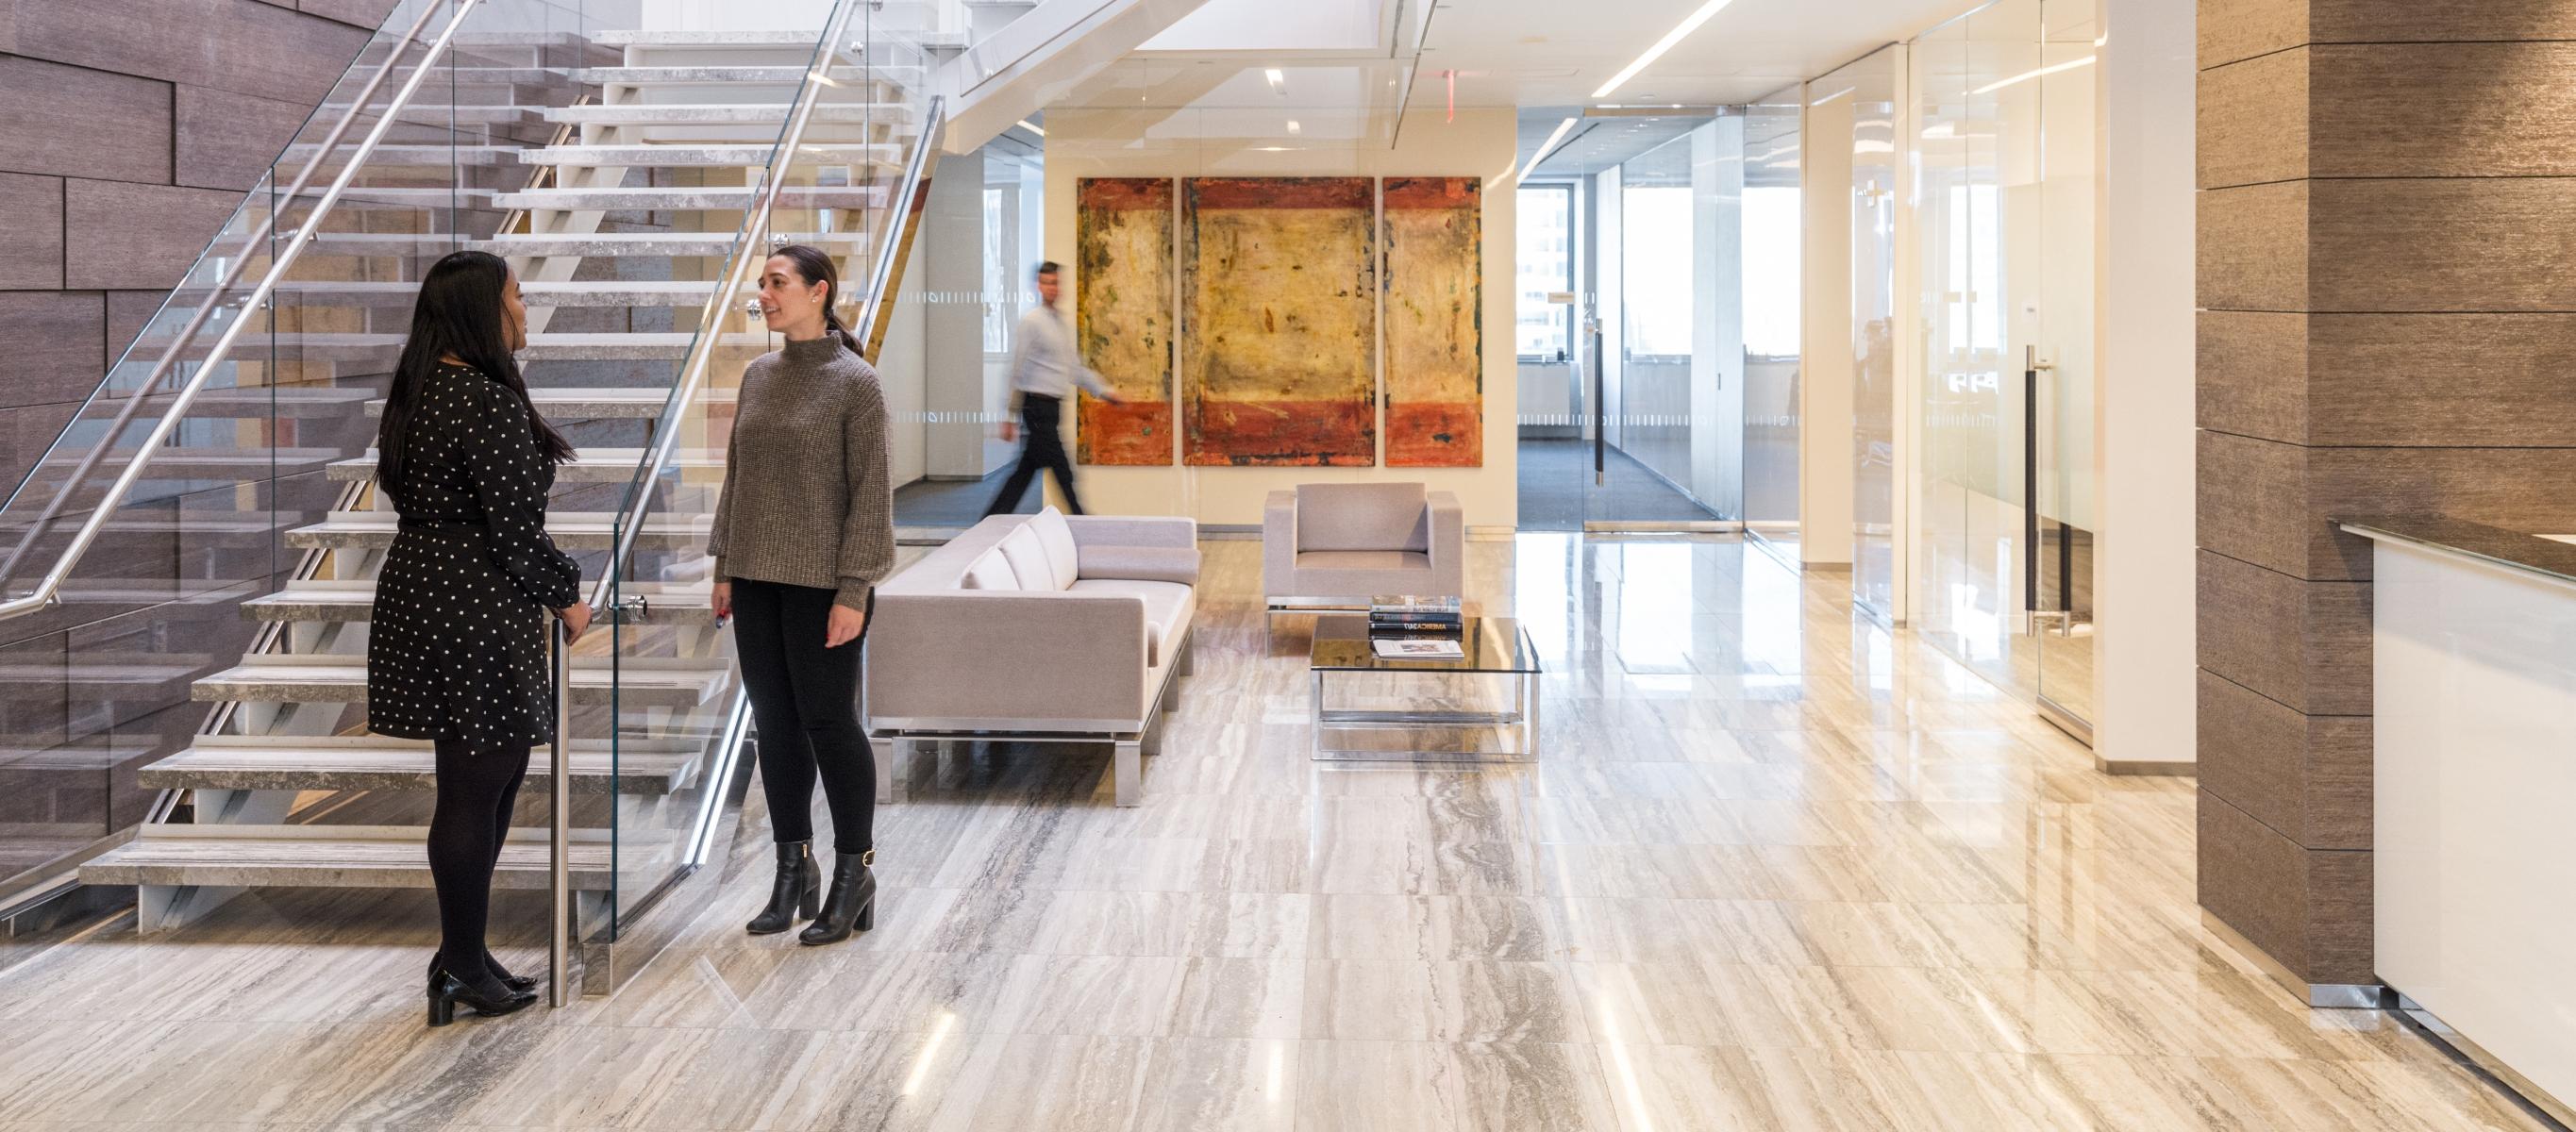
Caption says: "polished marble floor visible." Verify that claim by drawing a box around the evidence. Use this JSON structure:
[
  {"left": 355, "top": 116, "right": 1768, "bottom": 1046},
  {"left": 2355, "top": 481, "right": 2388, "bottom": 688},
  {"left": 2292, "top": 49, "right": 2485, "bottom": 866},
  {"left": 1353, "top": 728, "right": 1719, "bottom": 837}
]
[{"left": 0, "top": 536, "right": 2547, "bottom": 1130}]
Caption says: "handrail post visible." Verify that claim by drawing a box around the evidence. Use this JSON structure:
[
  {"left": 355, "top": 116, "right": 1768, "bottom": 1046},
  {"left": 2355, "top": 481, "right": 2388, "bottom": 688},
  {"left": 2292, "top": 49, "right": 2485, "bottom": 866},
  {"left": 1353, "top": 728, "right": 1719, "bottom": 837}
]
[{"left": 549, "top": 616, "right": 573, "bottom": 1007}]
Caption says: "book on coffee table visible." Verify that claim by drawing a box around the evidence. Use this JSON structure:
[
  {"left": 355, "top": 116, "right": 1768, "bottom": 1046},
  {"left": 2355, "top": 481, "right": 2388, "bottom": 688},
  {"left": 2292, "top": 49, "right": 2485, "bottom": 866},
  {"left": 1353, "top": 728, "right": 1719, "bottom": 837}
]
[{"left": 1371, "top": 637, "right": 1466, "bottom": 660}]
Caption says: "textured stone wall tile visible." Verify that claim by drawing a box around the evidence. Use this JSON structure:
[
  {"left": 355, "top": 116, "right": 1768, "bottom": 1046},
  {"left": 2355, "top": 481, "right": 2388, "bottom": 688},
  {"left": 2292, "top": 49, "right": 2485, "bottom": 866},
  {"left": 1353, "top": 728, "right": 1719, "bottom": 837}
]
[
  {"left": 10, "top": 0, "right": 370, "bottom": 106},
  {"left": 2307, "top": 313, "right": 2576, "bottom": 447},
  {"left": 0, "top": 55, "right": 175, "bottom": 185},
  {"left": 2204, "top": 434, "right": 2576, "bottom": 582},
  {"left": 63, "top": 179, "right": 241, "bottom": 291},
  {"left": 2312, "top": 0, "right": 2576, "bottom": 43},
  {"left": 2311, "top": 42, "right": 2576, "bottom": 178},
  {"left": 2199, "top": 789, "right": 2375, "bottom": 987},
  {"left": 2310, "top": 177, "right": 2576, "bottom": 313},
  {"left": 0, "top": 173, "right": 68, "bottom": 291},
  {"left": 2197, "top": 310, "right": 2307, "bottom": 444},
  {"left": 2200, "top": 0, "right": 2308, "bottom": 70},
  {"left": 0, "top": 292, "right": 109, "bottom": 409},
  {"left": 2196, "top": 550, "right": 2371, "bottom": 715},
  {"left": 176, "top": 85, "right": 313, "bottom": 191}
]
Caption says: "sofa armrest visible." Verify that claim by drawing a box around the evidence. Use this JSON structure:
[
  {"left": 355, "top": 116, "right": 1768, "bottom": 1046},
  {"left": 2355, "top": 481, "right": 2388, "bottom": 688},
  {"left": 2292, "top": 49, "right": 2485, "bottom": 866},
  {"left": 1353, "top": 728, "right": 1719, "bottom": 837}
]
[
  {"left": 865, "top": 591, "right": 1149, "bottom": 726},
  {"left": 1426, "top": 491, "right": 1465, "bottom": 594},
  {"left": 1263, "top": 491, "right": 1298, "bottom": 594},
  {"left": 1064, "top": 514, "right": 1197, "bottom": 550}
]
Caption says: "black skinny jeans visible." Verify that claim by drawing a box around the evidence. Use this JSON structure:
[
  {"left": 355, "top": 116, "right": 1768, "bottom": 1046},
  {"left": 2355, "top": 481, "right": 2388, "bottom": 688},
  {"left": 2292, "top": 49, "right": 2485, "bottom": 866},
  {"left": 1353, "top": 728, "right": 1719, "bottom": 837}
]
[
  {"left": 982, "top": 393, "right": 1083, "bottom": 517},
  {"left": 729, "top": 577, "right": 875, "bottom": 855},
  {"left": 428, "top": 736, "right": 530, "bottom": 976}
]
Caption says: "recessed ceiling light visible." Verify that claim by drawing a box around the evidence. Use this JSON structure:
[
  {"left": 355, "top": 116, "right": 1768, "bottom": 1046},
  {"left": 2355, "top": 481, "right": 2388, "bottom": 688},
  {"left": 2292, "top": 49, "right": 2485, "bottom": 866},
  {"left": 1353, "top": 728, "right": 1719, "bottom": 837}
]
[{"left": 1594, "top": 0, "right": 1738, "bottom": 100}]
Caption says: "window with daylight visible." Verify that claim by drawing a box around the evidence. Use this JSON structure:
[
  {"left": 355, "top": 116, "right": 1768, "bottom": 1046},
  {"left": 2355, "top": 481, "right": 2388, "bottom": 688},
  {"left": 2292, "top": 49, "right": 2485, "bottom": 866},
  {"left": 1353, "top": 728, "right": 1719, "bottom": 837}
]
[{"left": 1515, "top": 183, "right": 1574, "bottom": 359}]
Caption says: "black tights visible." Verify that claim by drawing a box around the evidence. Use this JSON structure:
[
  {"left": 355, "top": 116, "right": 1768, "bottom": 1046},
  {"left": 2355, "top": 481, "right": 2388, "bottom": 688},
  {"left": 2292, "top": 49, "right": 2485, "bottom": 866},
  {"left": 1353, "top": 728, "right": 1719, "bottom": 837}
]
[
  {"left": 428, "top": 735, "right": 530, "bottom": 986},
  {"left": 730, "top": 577, "right": 875, "bottom": 855}
]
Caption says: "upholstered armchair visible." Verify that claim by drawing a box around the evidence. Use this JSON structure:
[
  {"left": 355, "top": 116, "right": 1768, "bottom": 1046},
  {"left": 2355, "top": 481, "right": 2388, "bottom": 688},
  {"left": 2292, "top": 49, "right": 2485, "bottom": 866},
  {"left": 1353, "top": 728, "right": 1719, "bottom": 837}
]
[{"left": 1261, "top": 483, "right": 1464, "bottom": 613}]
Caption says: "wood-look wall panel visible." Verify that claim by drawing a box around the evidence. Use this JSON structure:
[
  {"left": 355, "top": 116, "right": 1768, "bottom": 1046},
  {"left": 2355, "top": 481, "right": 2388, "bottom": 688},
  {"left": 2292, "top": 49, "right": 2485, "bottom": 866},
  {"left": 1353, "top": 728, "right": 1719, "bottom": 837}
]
[
  {"left": 2198, "top": 180, "right": 2307, "bottom": 313},
  {"left": 2197, "top": 311, "right": 2307, "bottom": 444},
  {"left": 2202, "top": 433, "right": 2576, "bottom": 582},
  {"left": 2199, "top": 48, "right": 2307, "bottom": 191},
  {"left": 2310, "top": 0, "right": 2576, "bottom": 44},
  {"left": 2197, "top": 431, "right": 2307, "bottom": 580},
  {"left": 2199, "top": 0, "right": 2308, "bottom": 71},
  {"left": 2311, "top": 42, "right": 2576, "bottom": 178},
  {"left": 176, "top": 86, "right": 314, "bottom": 192},
  {"left": 6, "top": 0, "right": 372, "bottom": 106},
  {"left": 2199, "top": 789, "right": 2375, "bottom": 987},
  {"left": 2199, "top": 670, "right": 2371, "bottom": 851},
  {"left": 2307, "top": 313, "right": 2576, "bottom": 447},
  {"left": 2196, "top": 550, "right": 2371, "bottom": 715},
  {"left": 2309, "top": 178, "right": 2576, "bottom": 312},
  {"left": 0, "top": 293, "right": 109, "bottom": 410}
]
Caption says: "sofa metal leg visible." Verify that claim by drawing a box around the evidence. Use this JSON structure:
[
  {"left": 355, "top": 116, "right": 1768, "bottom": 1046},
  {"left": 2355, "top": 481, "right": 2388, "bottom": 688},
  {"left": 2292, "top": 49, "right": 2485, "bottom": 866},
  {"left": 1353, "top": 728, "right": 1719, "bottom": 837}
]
[
  {"left": 872, "top": 737, "right": 911, "bottom": 805},
  {"left": 1112, "top": 740, "right": 1143, "bottom": 807},
  {"left": 1177, "top": 630, "right": 1196, "bottom": 678}
]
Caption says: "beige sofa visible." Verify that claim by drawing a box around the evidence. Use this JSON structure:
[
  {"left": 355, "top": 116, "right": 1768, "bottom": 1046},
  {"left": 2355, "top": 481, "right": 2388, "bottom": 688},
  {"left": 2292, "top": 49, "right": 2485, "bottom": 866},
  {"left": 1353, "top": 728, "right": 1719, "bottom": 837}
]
[
  {"left": 1262, "top": 482, "right": 1464, "bottom": 615},
  {"left": 865, "top": 508, "right": 1197, "bottom": 807}
]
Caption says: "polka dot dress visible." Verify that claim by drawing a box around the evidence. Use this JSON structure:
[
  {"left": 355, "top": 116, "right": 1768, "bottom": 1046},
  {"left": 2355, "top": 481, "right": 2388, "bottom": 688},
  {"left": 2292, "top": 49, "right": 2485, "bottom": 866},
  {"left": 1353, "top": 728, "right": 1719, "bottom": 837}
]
[{"left": 366, "top": 364, "right": 582, "bottom": 748}]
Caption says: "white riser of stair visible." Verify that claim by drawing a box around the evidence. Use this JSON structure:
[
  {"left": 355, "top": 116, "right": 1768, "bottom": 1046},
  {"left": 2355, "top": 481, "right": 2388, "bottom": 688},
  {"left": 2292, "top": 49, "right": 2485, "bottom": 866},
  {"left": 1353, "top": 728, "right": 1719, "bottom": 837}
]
[
  {"left": 286, "top": 510, "right": 711, "bottom": 553},
  {"left": 80, "top": 825, "right": 615, "bottom": 891},
  {"left": 476, "top": 231, "right": 869, "bottom": 258},
  {"left": 327, "top": 446, "right": 721, "bottom": 483},
  {"left": 364, "top": 386, "right": 739, "bottom": 418},
  {"left": 494, "top": 186, "right": 889, "bottom": 211},
  {"left": 192, "top": 655, "right": 729, "bottom": 708},
  {"left": 544, "top": 103, "right": 913, "bottom": 125},
  {"left": 243, "top": 579, "right": 715, "bottom": 625},
  {"left": 139, "top": 734, "right": 702, "bottom": 795}
]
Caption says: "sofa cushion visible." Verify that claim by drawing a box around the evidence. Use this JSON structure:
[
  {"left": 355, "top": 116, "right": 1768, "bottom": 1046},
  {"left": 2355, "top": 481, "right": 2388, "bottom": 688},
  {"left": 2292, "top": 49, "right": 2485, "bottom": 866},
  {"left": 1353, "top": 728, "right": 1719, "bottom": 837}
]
[
  {"left": 1027, "top": 507, "right": 1083, "bottom": 591},
  {"left": 1068, "top": 578, "right": 1195, "bottom": 668},
  {"left": 960, "top": 548, "right": 1018, "bottom": 591},
  {"left": 1296, "top": 550, "right": 1432, "bottom": 574},
  {"left": 1296, "top": 482, "right": 1430, "bottom": 552},
  {"left": 997, "top": 525, "right": 1059, "bottom": 592},
  {"left": 1077, "top": 543, "right": 1202, "bottom": 586}
]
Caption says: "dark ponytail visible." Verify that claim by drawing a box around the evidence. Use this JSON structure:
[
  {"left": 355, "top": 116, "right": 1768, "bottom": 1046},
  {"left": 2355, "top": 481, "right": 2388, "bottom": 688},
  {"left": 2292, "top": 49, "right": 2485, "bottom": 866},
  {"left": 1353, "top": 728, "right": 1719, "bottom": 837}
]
[
  {"left": 771, "top": 243, "right": 861, "bottom": 356},
  {"left": 375, "top": 250, "right": 572, "bottom": 499}
]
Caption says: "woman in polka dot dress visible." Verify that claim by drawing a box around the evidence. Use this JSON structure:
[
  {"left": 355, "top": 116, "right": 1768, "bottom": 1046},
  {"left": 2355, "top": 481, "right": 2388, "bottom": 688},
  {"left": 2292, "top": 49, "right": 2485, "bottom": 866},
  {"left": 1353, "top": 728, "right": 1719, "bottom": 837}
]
[{"left": 366, "top": 250, "right": 591, "bottom": 1026}]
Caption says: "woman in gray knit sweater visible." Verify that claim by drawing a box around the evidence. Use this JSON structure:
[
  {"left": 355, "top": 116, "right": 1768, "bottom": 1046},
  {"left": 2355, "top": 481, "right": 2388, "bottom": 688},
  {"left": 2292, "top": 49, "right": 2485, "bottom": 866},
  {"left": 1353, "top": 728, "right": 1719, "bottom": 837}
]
[{"left": 708, "top": 244, "right": 895, "bottom": 945}]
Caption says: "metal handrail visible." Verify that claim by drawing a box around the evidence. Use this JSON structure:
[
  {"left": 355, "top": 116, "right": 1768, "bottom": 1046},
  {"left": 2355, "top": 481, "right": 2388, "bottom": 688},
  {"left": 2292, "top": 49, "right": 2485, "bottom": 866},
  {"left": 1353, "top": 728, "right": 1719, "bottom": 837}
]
[
  {"left": 0, "top": 0, "right": 483, "bottom": 621},
  {"left": 581, "top": 0, "right": 869, "bottom": 614}
]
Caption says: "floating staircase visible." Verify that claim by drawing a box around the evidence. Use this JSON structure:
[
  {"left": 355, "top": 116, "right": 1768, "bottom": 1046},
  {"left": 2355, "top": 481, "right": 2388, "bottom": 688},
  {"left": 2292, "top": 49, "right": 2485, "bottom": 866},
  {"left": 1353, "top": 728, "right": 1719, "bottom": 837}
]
[{"left": 55, "top": 7, "right": 943, "bottom": 983}]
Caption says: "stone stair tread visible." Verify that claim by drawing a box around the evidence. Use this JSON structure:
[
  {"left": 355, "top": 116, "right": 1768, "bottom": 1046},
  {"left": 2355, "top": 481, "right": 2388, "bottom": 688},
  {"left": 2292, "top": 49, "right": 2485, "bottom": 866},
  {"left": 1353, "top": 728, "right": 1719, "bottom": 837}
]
[
  {"left": 125, "top": 331, "right": 757, "bottom": 361},
  {"left": 78, "top": 825, "right": 616, "bottom": 891},
  {"left": 475, "top": 232, "right": 868, "bottom": 258},
  {"left": 326, "top": 446, "right": 722, "bottom": 482},
  {"left": 543, "top": 103, "right": 914, "bottom": 125},
  {"left": 243, "top": 578, "right": 715, "bottom": 625},
  {"left": 493, "top": 186, "right": 890, "bottom": 211},
  {"left": 285, "top": 509, "right": 711, "bottom": 552},
  {"left": 192, "top": 654, "right": 730, "bottom": 708},
  {"left": 516, "top": 142, "right": 899, "bottom": 167},
  {"left": 363, "top": 386, "right": 738, "bottom": 417},
  {"left": 588, "top": 29, "right": 861, "bottom": 46},
  {"left": 140, "top": 733, "right": 703, "bottom": 795},
  {"left": 570, "top": 65, "right": 914, "bottom": 85}
]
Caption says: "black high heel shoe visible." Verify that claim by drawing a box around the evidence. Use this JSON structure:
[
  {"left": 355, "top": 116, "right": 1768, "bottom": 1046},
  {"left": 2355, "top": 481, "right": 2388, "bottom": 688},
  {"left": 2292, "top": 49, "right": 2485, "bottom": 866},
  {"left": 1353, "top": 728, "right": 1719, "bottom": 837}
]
[
  {"left": 427, "top": 951, "right": 537, "bottom": 995},
  {"left": 747, "top": 840, "right": 822, "bottom": 935},
  {"left": 427, "top": 961, "right": 537, "bottom": 1027},
  {"left": 798, "top": 849, "right": 877, "bottom": 946}
]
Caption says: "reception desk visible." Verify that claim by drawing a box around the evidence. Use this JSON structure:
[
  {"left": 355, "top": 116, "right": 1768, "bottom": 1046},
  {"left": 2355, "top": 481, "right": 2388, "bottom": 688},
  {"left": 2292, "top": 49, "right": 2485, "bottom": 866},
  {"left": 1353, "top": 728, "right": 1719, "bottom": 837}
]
[{"left": 2340, "top": 517, "right": 2576, "bottom": 1126}]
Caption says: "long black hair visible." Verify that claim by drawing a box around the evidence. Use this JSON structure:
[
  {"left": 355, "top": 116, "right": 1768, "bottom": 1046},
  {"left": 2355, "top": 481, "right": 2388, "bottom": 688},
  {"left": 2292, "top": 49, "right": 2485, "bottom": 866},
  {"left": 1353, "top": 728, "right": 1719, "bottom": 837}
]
[
  {"left": 770, "top": 243, "right": 861, "bottom": 355},
  {"left": 374, "top": 250, "right": 573, "bottom": 498}
]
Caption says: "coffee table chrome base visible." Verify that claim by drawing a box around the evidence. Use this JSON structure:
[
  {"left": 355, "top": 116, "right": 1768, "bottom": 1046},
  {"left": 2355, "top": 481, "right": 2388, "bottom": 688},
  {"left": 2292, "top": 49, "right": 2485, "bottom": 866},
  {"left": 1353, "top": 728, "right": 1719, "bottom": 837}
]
[{"left": 1309, "top": 668, "right": 1540, "bottom": 763}]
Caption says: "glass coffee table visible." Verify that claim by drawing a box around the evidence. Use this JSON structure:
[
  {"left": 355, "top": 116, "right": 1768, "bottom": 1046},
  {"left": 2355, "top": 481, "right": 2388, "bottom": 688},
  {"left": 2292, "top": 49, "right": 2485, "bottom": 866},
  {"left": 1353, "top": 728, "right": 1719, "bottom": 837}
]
[{"left": 1307, "top": 614, "right": 1541, "bottom": 762}]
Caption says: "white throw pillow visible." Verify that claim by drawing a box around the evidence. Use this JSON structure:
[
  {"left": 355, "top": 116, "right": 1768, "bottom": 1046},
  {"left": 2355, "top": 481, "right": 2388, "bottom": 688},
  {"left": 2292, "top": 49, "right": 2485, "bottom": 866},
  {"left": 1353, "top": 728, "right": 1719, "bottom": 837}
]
[
  {"left": 960, "top": 549, "right": 1018, "bottom": 591},
  {"left": 996, "top": 524, "right": 1059, "bottom": 591},
  {"left": 1028, "top": 507, "right": 1082, "bottom": 591}
]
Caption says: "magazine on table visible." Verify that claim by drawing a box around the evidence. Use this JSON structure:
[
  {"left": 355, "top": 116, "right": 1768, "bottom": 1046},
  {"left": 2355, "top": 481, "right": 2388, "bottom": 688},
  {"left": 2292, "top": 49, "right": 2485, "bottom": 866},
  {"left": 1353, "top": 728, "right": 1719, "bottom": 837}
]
[{"left": 1372, "top": 636, "right": 1466, "bottom": 660}]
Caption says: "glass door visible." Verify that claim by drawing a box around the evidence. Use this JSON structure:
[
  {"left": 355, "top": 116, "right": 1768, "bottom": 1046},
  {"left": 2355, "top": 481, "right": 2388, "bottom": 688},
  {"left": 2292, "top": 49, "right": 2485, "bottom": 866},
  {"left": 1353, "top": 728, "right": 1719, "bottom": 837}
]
[
  {"left": 1588, "top": 126, "right": 1739, "bottom": 530},
  {"left": 2030, "top": 1, "right": 2098, "bottom": 735}
]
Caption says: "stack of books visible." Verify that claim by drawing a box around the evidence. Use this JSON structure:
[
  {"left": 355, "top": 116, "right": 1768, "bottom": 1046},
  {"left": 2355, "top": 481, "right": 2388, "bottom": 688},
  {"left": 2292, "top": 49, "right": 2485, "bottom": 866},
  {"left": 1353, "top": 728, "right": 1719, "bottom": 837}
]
[{"left": 1368, "top": 595, "right": 1464, "bottom": 659}]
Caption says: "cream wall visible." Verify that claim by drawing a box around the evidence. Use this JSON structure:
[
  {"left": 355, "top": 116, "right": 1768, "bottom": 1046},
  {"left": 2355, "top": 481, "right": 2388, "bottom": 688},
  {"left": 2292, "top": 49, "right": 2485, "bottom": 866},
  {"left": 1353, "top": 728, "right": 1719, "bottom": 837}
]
[
  {"left": 1041, "top": 108, "right": 1520, "bottom": 527},
  {"left": 1800, "top": 84, "right": 1857, "bottom": 568}
]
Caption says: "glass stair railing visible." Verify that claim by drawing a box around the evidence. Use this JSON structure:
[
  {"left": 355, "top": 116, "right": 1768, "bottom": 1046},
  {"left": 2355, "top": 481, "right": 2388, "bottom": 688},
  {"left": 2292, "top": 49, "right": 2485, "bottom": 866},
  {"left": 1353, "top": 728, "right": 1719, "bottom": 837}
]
[{"left": 0, "top": 0, "right": 943, "bottom": 999}]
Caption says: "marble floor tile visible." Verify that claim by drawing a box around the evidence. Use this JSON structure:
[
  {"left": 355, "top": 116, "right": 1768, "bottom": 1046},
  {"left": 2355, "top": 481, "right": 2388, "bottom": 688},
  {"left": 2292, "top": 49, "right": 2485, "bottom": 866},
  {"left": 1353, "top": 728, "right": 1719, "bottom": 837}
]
[{"left": 0, "top": 539, "right": 2551, "bottom": 1130}]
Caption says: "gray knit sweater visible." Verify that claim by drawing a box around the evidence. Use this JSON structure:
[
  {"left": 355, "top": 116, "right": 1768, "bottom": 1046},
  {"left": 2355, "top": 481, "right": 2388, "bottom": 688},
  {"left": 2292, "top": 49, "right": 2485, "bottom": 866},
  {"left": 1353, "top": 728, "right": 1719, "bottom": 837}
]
[{"left": 708, "top": 335, "right": 895, "bottom": 609}]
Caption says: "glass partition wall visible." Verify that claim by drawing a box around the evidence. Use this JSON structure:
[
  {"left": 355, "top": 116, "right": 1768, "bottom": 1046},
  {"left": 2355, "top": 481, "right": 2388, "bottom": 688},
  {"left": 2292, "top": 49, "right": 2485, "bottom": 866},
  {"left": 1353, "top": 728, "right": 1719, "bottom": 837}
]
[
  {"left": 1740, "top": 89, "right": 1804, "bottom": 561},
  {"left": 1910, "top": 0, "right": 2098, "bottom": 736}
]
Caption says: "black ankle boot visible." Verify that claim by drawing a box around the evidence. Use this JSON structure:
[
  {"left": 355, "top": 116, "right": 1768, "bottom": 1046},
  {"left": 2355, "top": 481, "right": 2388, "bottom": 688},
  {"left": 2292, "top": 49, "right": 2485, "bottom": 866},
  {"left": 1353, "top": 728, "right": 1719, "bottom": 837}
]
[
  {"left": 798, "top": 850, "right": 877, "bottom": 946},
  {"left": 428, "top": 951, "right": 537, "bottom": 995},
  {"left": 747, "top": 840, "right": 822, "bottom": 935},
  {"left": 427, "top": 958, "right": 536, "bottom": 1027}
]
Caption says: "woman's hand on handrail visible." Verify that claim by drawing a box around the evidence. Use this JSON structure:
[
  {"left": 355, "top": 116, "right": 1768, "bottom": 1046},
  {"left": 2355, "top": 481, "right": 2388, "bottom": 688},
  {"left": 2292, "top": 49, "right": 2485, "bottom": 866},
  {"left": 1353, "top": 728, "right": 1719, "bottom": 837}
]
[{"left": 556, "top": 603, "right": 593, "bottom": 644}]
